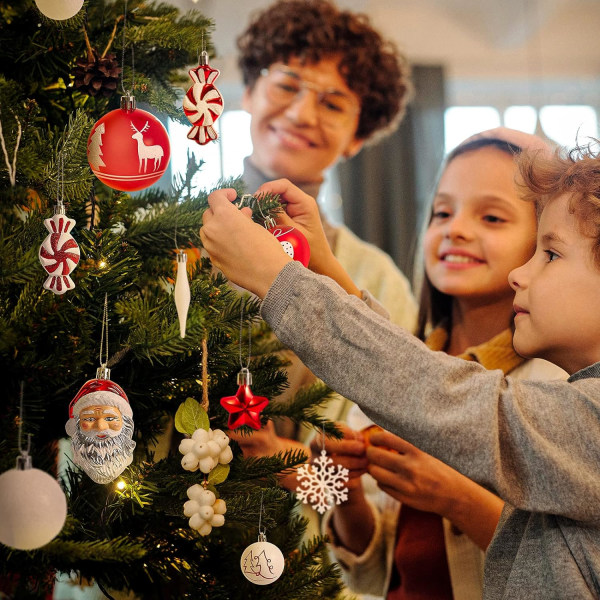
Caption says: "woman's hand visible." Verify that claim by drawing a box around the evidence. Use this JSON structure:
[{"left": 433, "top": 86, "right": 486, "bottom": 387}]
[
  {"left": 367, "top": 429, "right": 503, "bottom": 550},
  {"left": 255, "top": 179, "right": 334, "bottom": 275},
  {"left": 310, "top": 424, "right": 368, "bottom": 493}
]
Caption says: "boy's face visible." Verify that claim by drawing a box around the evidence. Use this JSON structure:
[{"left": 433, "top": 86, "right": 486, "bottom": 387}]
[
  {"left": 510, "top": 194, "right": 600, "bottom": 374},
  {"left": 242, "top": 56, "right": 364, "bottom": 185}
]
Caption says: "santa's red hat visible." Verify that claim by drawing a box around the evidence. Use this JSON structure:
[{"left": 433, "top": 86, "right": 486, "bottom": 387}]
[{"left": 66, "top": 378, "right": 132, "bottom": 436}]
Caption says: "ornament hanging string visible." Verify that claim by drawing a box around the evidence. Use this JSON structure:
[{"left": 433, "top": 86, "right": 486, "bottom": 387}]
[
  {"left": 120, "top": 0, "right": 135, "bottom": 95},
  {"left": 99, "top": 293, "right": 110, "bottom": 371},
  {"left": 239, "top": 297, "right": 252, "bottom": 373},
  {"left": 17, "top": 381, "right": 32, "bottom": 469},
  {"left": 258, "top": 489, "right": 266, "bottom": 539},
  {"left": 56, "top": 150, "right": 64, "bottom": 210}
]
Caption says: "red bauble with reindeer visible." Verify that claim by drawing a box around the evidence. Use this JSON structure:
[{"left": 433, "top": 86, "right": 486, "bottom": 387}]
[{"left": 87, "top": 98, "right": 171, "bottom": 192}]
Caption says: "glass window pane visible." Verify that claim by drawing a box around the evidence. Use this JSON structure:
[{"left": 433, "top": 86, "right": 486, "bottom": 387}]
[
  {"left": 220, "top": 110, "right": 252, "bottom": 180},
  {"left": 504, "top": 106, "right": 537, "bottom": 134},
  {"left": 168, "top": 118, "right": 223, "bottom": 194},
  {"left": 539, "top": 105, "right": 599, "bottom": 148},
  {"left": 444, "top": 107, "right": 501, "bottom": 153}
]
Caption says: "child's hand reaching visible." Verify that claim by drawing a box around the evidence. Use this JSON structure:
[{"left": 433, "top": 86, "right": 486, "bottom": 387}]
[{"left": 201, "top": 188, "right": 292, "bottom": 297}]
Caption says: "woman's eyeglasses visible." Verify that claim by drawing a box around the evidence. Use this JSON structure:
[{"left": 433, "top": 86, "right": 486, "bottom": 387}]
[{"left": 260, "top": 65, "right": 360, "bottom": 129}]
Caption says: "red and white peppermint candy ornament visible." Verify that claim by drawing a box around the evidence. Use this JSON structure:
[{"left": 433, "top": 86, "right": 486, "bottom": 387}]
[
  {"left": 38, "top": 204, "right": 80, "bottom": 295},
  {"left": 183, "top": 51, "right": 224, "bottom": 145}
]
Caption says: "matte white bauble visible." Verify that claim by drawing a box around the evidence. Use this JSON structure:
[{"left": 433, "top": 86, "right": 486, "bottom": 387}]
[
  {"left": 240, "top": 539, "right": 285, "bottom": 585},
  {"left": 0, "top": 468, "right": 67, "bottom": 550},
  {"left": 35, "top": 0, "right": 84, "bottom": 20}
]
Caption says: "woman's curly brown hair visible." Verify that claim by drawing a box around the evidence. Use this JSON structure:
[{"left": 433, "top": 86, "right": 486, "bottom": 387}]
[
  {"left": 237, "top": 0, "right": 412, "bottom": 141},
  {"left": 518, "top": 141, "right": 600, "bottom": 268}
]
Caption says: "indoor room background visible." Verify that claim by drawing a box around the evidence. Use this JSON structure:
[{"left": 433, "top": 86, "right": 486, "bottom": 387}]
[{"left": 166, "top": 0, "right": 600, "bottom": 281}]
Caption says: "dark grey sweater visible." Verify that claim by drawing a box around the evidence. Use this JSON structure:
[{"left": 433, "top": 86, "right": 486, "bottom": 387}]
[{"left": 261, "top": 261, "right": 600, "bottom": 600}]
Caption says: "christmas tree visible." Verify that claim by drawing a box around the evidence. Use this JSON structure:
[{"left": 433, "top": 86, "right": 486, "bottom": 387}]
[{"left": 0, "top": 1, "right": 347, "bottom": 598}]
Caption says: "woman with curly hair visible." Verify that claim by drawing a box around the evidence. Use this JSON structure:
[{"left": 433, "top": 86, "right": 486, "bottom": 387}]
[
  {"left": 234, "top": 0, "right": 417, "bottom": 452},
  {"left": 237, "top": 0, "right": 416, "bottom": 333}
]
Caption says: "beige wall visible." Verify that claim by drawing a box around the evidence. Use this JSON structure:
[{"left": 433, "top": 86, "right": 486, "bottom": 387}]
[{"left": 170, "top": 0, "right": 600, "bottom": 108}]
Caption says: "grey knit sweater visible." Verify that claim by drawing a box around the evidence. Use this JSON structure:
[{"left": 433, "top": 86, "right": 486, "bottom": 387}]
[{"left": 261, "top": 262, "right": 600, "bottom": 600}]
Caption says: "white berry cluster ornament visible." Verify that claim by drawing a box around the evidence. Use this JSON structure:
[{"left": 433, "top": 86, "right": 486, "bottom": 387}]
[
  {"left": 179, "top": 427, "right": 233, "bottom": 474},
  {"left": 183, "top": 484, "right": 226, "bottom": 536},
  {"left": 296, "top": 448, "right": 349, "bottom": 515}
]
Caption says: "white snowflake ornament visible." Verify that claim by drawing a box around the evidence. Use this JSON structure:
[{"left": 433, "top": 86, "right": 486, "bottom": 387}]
[
  {"left": 184, "top": 484, "right": 226, "bottom": 536},
  {"left": 179, "top": 428, "right": 233, "bottom": 473},
  {"left": 295, "top": 449, "right": 349, "bottom": 514}
]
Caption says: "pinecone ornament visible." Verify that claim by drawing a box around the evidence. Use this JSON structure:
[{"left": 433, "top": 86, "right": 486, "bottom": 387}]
[{"left": 73, "top": 50, "right": 121, "bottom": 98}]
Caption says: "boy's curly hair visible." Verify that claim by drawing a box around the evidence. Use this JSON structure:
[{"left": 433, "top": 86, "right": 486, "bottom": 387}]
[
  {"left": 518, "top": 141, "right": 600, "bottom": 268},
  {"left": 237, "top": 0, "right": 413, "bottom": 142}
]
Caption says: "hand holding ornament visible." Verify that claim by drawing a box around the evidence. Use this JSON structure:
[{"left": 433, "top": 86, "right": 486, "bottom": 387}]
[
  {"left": 201, "top": 188, "right": 292, "bottom": 298},
  {"left": 309, "top": 424, "right": 369, "bottom": 494}
]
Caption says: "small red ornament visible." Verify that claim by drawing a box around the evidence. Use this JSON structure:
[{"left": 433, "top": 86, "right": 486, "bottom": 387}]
[
  {"left": 87, "top": 95, "right": 170, "bottom": 192},
  {"left": 183, "top": 51, "right": 224, "bottom": 145},
  {"left": 220, "top": 368, "right": 269, "bottom": 430},
  {"left": 268, "top": 225, "right": 310, "bottom": 267},
  {"left": 38, "top": 204, "right": 80, "bottom": 295}
]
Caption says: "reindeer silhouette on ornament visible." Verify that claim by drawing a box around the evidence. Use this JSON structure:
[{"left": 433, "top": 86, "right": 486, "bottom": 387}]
[{"left": 130, "top": 121, "right": 164, "bottom": 173}]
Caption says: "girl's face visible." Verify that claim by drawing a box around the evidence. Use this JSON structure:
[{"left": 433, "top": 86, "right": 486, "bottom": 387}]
[{"left": 424, "top": 146, "right": 537, "bottom": 307}]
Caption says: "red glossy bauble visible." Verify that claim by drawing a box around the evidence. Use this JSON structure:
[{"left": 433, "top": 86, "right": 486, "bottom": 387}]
[
  {"left": 87, "top": 106, "right": 170, "bottom": 192},
  {"left": 268, "top": 226, "right": 310, "bottom": 267}
]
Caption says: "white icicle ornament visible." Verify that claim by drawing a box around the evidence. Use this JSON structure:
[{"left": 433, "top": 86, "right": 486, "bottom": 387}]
[
  {"left": 183, "top": 484, "right": 226, "bottom": 536},
  {"left": 179, "top": 427, "right": 233, "bottom": 474},
  {"left": 174, "top": 251, "right": 190, "bottom": 338}
]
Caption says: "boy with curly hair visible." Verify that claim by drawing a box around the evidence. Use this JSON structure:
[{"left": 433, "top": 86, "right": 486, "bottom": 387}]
[{"left": 202, "top": 143, "right": 600, "bottom": 599}]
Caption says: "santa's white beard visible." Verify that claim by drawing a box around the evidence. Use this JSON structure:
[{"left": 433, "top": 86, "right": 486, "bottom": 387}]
[{"left": 70, "top": 416, "right": 136, "bottom": 484}]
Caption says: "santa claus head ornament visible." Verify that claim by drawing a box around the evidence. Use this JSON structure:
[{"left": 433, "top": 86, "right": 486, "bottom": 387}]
[{"left": 66, "top": 376, "right": 136, "bottom": 484}]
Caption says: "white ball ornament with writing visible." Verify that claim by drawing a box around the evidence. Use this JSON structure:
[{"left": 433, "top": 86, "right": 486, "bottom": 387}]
[
  {"left": 0, "top": 467, "right": 67, "bottom": 550},
  {"left": 35, "top": 0, "right": 83, "bottom": 20},
  {"left": 240, "top": 536, "right": 285, "bottom": 585}
]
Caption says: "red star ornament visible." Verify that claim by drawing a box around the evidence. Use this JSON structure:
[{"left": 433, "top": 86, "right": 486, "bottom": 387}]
[{"left": 220, "top": 369, "right": 269, "bottom": 430}]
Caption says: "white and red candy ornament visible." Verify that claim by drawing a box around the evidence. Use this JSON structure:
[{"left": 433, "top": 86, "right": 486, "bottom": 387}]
[
  {"left": 184, "top": 484, "right": 226, "bottom": 536},
  {"left": 39, "top": 204, "right": 81, "bottom": 294},
  {"left": 179, "top": 427, "right": 233, "bottom": 474},
  {"left": 183, "top": 51, "right": 224, "bottom": 145},
  {"left": 87, "top": 95, "right": 170, "bottom": 192}
]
